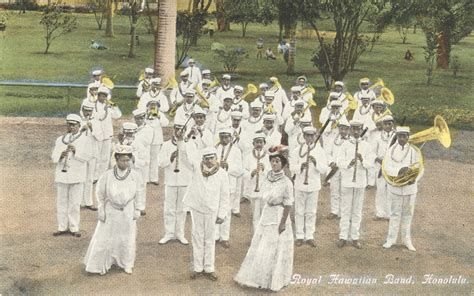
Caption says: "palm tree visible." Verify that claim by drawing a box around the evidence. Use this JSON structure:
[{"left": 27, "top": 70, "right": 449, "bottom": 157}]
[{"left": 154, "top": 0, "right": 177, "bottom": 81}]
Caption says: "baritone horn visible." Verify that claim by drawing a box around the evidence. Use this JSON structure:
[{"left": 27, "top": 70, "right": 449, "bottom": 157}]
[
  {"left": 101, "top": 76, "right": 115, "bottom": 89},
  {"left": 242, "top": 83, "right": 258, "bottom": 101},
  {"left": 301, "top": 85, "right": 316, "bottom": 96},
  {"left": 195, "top": 86, "right": 210, "bottom": 109},
  {"left": 370, "top": 78, "right": 394, "bottom": 105},
  {"left": 381, "top": 115, "right": 451, "bottom": 187}
]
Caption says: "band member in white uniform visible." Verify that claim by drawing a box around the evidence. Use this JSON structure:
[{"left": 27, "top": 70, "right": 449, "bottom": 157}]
[
  {"left": 261, "top": 113, "right": 282, "bottom": 150},
  {"left": 159, "top": 118, "right": 192, "bottom": 245},
  {"left": 175, "top": 90, "right": 197, "bottom": 128},
  {"left": 296, "top": 76, "right": 313, "bottom": 103},
  {"left": 184, "top": 58, "right": 202, "bottom": 84},
  {"left": 93, "top": 86, "right": 122, "bottom": 181},
  {"left": 170, "top": 70, "right": 195, "bottom": 106},
  {"left": 80, "top": 102, "right": 100, "bottom": 211},
  {"left": 268, "top": 76, "right": 289, "bottom": 111},
  {"left": 283, "top": 86, "right": 306, "bottom": 120},
  {"left": 185, "top": 106, "right": 214, "bottom": 149},
  {"left": 332, "top": 81, "right": 348, "bottom": 110},
  {"left": 241, "top": 101, "right": 264, "bottom": 144},
  {"left": 284, "top": 111, "right": 312, "bottom": 150},
  {"left": 199, "top": 79, "right": 220, "bottom": 133},
  {"left": 214, "top": 96, "right": 233, "bottom": 133},
  {"left": 353, "top": 77, "right": 376, "bottom": 104},
  {"left": 136, "top": 67, "right": 154, "bottom": 98},
  {"left": 382, "top": 127, "right": 422, "bottom": 252},
  {"left": 319, "top": 100, "right": 346, "bottom": 148},
  {"left": 231, "top": 85, "right": 250, "bottom": 120},
  {"left": 335, "top": 120, "right": 375, "bottom": 249},
  {"left": 52, "top": 114, "right": 93, "bottom": 237},
  {"left": 215, "top": 74, "right": 234, "bottom": 104},
  {"left": 242, "top": 131, "right": 270, "bottom": 232},
  {"left": 323, "top": 117, "right": 350, "bottom": 219},
  {"left": 352, "top": 96, "right": 373, "bottom": 128},
  {"left": 234, "top": 145, "right": 294, "bottom": 292},
  {"left": 373, "top": 115, "right": 396, "bottom": 220},
  {"left": 254, "top": 83, "right": 269, "bottom": 108},
  {"left": 146, "top": 99, "right": 169, "bottom": 186},
  {"left": 86, "top": 69, "right": 102, "bottom": 98},
  {"left": 184, "top": 145, "right": 230, "bottom": 281},
  {"left": 84, "top": 81, "right": 100, "bottom": 104},
  {"left": 290, "top": 126, "right": 328, "bottom": 247},
  {"left": 84, "top": 145, "right": 144, "bottom": 275},
  {"left": 138, "top": 78, "right": 169, "bottom": 113},
  {"left": 214, "top": 128, "right": 243, "bottom": 248}
]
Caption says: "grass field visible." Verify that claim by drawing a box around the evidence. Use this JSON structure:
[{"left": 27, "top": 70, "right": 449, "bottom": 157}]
[{"left": 1, "top": 12, "right": 473, "bottom": 128}]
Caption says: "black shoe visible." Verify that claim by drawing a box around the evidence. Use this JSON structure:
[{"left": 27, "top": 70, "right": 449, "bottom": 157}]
[
  {"left": 336, "top": 239, "right": 346, "bottom": 248},
  {"left": 140, "top": 210, "right": 146, "bottom": 216},
  {"left": 205, "top": 272, "right": 218, "bottom": 281},
  {"left": 70, "top": 231, "right": 82, "bottom": 238},
  {"left": 85, "top": 205, "right": 98, "bottom": 211},
  {"left": 352, "top": 240, "right": 362, "bottom": 249},
  {"left": 53, "top": 230, "right": 68, "bottom": 236},
  {"left": 93, "top": 179, "right": 98, "bottom": 184}
]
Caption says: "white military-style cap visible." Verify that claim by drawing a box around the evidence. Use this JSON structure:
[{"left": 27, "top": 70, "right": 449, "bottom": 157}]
[
  {"left": 114, "top": 144, "right": 134, "bottom": 155},
  {"left": 294, "top": 100, "right": 305, "bottom": 107},
  {"left": 269, "top": 76, "right": 278, "bottom": 82},
  {"left": 231, "top": 110, "right": 243, "bottom": 119},
  {"left": 371, "top": 99, "right": 384, "bottom": 106},
  {"left": 144, "top": 67, "right": 154, "bottom": 74},
  {"left": 234, "top": 85, "right": 244, "bottom": 92},
  {"left": 180, "top": 70, "right": 189, "bottom": 76},
  {"left": 188, "top": 58, "right": 195, "bottom": 63},
  {"left": 150, "top": 77, "right": 161, "bottom": 85},
  {"left": 263, "top": 113, "right": 276, "bottom": 121},
  {"left": 382, "top": 115, "right": 394, "bottom": 122},
  {"left": 297, "top": 75, "right": 307, "bottom": 81},
  {"left": 252, "top": 131, "right": 266, "bottom": 141},
  {"left": 201, "top": 79, "right": 212, "bottom": 85},
  {"left": 132, "top": 108, "right": 147, "bottom": 117},
  {"left": 88, "top": 81, "right": 101, "bottom": 89},
  {"left": 338, "top": 117, "right": 350, "bottom": 127},
  {"left": 222, "top": 74, "right": 231, "bottom": 80},
  {"left": 291, "top": 86, "right": 301, "bottom": 92},
  {"left": 334, "top": 81, "right": 344, "bottom": 87},
  {"left": 250, "top": 100, "right": 262, "bottom": 109},
  {"left": 201, "top": 146, "right": 217, "bottom": 157},
  {"left": 264, "top": 91, "right": 275, "bottom": 98},
  {"left": 350, "top": 119, "right": 364, "bottom": 127},
  {"left": 218, "top": 127, "right": 233, "bottom": 135},
  {"left": 223, "top": 96, "right": 233, "bottom": 101},
  {"left": 193, "top": 105, "right": 207, "bottom": 115},
  {"left": 202, "top": 69, "right": 211, "bottom": 75},
  {"left": 185, "top": 89, "right": 196, "bottom": 96},
  {"left": 122, "top": 122, "right": 138, "bottom": 132},
  {"left": 303, "top": 126, "right": 317, "bottom": 134},
  {"left": 329, "top": 92, "right": 340, "bottom": 99},
  {"left": 259, "top": 83, "right": 268, "bottom": 89},
  {"left": 396, "top": 126, "right": 410, "bottom": 134},
  {"left": 97, "top": 86, "right": 110, "bottom": 95},
  {"left": 359, "top": 77, "right": 370, "bottom": 84},
  {"left": 330, "top": 100, "right": 342, "bottom": 107},
  {"left": 92, "top": 69, "right": 102, "bottom": 76},
  {"left": 66, "top": 114, "right": 82, "bottom": 124},
  {"left": 82, "top": 101, "right": 95, "bottom": 111}
]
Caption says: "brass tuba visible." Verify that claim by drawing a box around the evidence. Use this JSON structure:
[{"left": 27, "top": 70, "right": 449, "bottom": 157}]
[
  {"left": 381, "top": 115, "right": 451, "bottom": 187},
  {"left": 370, "top": 78, "right": 394, "bottom": 105},
  {"left": 242, "top": 83, "right": 258, "bottom": 102},
  {"left": 101, "top": 76, "right": 115, "bottom": 89},
  {"left": 301, "top": 85, "right": 316, "bottom": 96},
  {"left": 195, "top": 86, "right": 210, "bottom": 109}
]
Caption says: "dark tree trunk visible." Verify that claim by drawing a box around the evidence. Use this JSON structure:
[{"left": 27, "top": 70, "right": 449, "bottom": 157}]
[
  {"left": 437, "top": 33, "right": 450, "bottom": 69},
  {"left": 216, "top": 0, "right": 230, "bottom": 32}
]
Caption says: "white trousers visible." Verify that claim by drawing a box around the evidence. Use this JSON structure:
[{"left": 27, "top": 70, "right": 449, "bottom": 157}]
[
  {"left": 386, "top": 192, "right": 416, "bottom": 245},
  {"left": 231, "top": 177, "right": 243, "bottom": 214},
  {"left": 81, "top": 158, "right": 96, "bottom": 206},
  {"left": 329, "top": 171, "right": 342, "bottom": 216},
  {"left": 375, "top": 175, "right": 391, "bottom": 218},
  {"left": 191, "top": 209, "right": 217, "bottom": 273},
  {"left": 149, "top": 144, "right": 161, "bottom": 183},
  {"left": 95, "top": 138, "right": 111, "bottom": 180},
  {"left": 136, "top": 166, "right": 149, "bottom": 210},
  {"left": 250, "top": 198, "right": 264, "bottom": 233},
  {"left": 339, "top": 187, "right": 365, "bottom": 240},
  {"left": 295, "top": 190, "right": 319, "bottom": 240},
  {"left": 163, "top": 186, "right": 187, "bottom": 238},
  {"left": 215, "top": 192, "right": 236, "bottom": 241},
  {"left": 367, "top": 167, "right": 376, "bottom": 186},
  {"left": 56, "top": 182, "right": 83, "bottom": 232}
]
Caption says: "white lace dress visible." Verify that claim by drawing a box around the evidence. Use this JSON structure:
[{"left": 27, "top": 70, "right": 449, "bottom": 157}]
[
  {"left": 84, "top": 169, "right": 143, "bottom": 274},
  {"left": 234, "top": 171, "right": 294, "bottom": 292}
]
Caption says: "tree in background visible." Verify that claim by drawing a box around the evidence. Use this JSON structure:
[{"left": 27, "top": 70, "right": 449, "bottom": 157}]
[
  {"left": 419, "top": 0, "right": 473, "bottom": 69},
  {"left": 189, "top": 0, "right": 212, "bottom": 46},
  {"left": 215, "top": 0, "right": 230, "bottom": 32},
  {"left": 175, "top": 10, "right": 204, "bottom": 67},
  {"left": 40, "top": 4, "right": 77, "bottom": 54},
  {"left": 125, "top": 0, "right": 141, "bottom": 58},
  {"left": 224, "top": 0, "right": 274, "bottom": 37},
  {"left": 104, "top": 0, "right": 114, "bottom": 37},
  {"left": 271, "top": 0, "right": 300, "bottom": 41},
  {"left": 423, "top": 31, "right": 438, "bottom": 85},
  {"left": 88, "top": 0, "right": 106, "bottom": 30},
  {"left": 300, "top": 0, "right": 389, "bottom": 89},
  {"left": 154, "top": 0, "right": 177, "bottom": 81}
]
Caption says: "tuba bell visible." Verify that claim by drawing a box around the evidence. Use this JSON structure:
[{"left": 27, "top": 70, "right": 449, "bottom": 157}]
[
  {"left": 101, "top": 76, "right": 115, "bottom": 89},
  {"left": 242, "top": 83, "right": 258, "bottom": 102},
  {"left": 381, "top": 115, "right": 451, "bottom": 187},
  {"left": 370, "top": 78, "right": 394, "bottom": 105}
]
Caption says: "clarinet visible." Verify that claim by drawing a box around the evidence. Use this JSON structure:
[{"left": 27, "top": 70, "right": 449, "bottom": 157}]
[
  {"left": 254, "top": 149, "right": 261, "bottom": 192},
  {"left": 61, "top": 145, "right": 71, "bottom": 172},
  {"left": 352, "top": 128, "right": 369, "bottom": 182},
  {"left": 173, "top": 137, "right": 180, "bottom": 173},
  {"left": 303, "top": 143, "right": 312, "bottom": 185}
]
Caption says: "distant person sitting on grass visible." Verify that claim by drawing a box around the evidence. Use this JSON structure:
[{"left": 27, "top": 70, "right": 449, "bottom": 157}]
[
  {"left": 266, "top": 48, "right": 277, "bottom": 60},
  {"left": 90, "top": 40, "right": 108, "bottom": 50},
  {"left": 404, "top": 50, "right": 414, "bottom": 61}
]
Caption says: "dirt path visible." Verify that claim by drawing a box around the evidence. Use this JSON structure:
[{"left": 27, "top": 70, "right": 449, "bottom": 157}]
[{"left": 0, "top": 117, "right": 472, "bottom": 295}]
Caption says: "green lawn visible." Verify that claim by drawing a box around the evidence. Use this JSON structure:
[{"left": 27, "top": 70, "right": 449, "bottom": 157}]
[{"left": 1, "top": 12, "right": 473, "bottom": 129}]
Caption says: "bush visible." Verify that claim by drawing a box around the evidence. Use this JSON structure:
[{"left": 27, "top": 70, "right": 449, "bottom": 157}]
[{"left": 211, "top": 42, "right": 248, "bottom": 73}]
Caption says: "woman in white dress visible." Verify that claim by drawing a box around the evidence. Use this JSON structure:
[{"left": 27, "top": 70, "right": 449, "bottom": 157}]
[
  {"left": 84, "top": 145, "right": 144, "bottom": 275},
  {"left": 234, "top": 145, "right": 294, "bottom": 292}
]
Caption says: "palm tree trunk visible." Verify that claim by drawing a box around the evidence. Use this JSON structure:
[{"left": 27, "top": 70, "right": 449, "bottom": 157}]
[
  {"left": 437, "top": 32, "right": 450, "bottom": 69},
  {"left": 154, "top": 0, "right": 177, "bottom": 82},
  {"left": 286, "top": 26, "right": 296, "bottom": 75}
]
